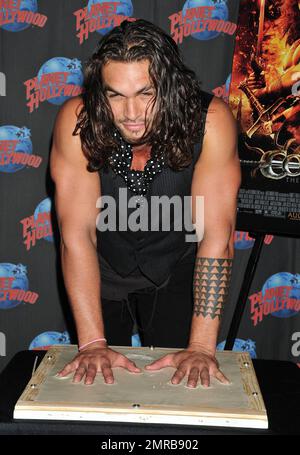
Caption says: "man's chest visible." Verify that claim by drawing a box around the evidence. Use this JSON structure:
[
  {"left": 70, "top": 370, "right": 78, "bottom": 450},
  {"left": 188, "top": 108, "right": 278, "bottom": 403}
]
[{"left": 130, "top": 149, "right": 151, "bottom": 171}]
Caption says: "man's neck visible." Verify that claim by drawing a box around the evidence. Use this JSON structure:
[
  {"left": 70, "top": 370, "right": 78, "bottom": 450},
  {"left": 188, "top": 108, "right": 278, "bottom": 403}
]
[{"left": 132, "top": 143, "right": 152, "bottom": 154}]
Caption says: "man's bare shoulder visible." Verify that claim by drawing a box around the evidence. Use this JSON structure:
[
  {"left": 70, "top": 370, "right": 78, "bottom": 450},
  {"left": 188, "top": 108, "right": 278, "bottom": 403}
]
[
  {"left": 55, "top": 95, "right": 84, "bottom": 130},
  {"left": 205, "top": 95, "right": 236, "bottom": 132},
  {"left": 51, "top": 95, "right": 88, "bottom": 175},
  {"left": 64, "top": 94, "right": 84, "bottom": 114},
  {"left": 52, "top": 96, "right": 85, "bottom": 151},
  {"left": 201, "top": 95, "right": 238, "bottom": 161}
]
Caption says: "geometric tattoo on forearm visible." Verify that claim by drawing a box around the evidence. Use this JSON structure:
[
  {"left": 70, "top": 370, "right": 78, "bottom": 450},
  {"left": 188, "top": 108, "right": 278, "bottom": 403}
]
[{"left": 193, "top": 257, "right": 233, "bottom": 320}]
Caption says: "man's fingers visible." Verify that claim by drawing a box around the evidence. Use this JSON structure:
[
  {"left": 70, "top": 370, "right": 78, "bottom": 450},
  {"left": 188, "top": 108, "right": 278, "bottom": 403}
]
[
  {"left": 186, "top": 367, "right": 199, "bottom": 388},
  {"left": 171, "top": 368, "right": 186, "bottom": 385},
  {"left": 101, "top": 364, "right": 114, "bottom": 384},
  {"left": 145, "top": 354, "right": 172, "bottom": 370},
  {"left": 200, "top": 368, "right": 210, "bottom": 387},
  {"left": 84, "top": 364, "right": 97, "bottom": 385},
  {"left": 108, "top": 353, "right": 141, "bottom": 374},
  {"left": 72, "top": 364, "right": 86, "bottom": 383},
  {"left": 214, "top": 369, "right": 230, "bottom": 385},
  {"left": 58, "top": 362, "right": 77, "bottom": 377},
  {"left": 126, "top": 360, "right": 142, "bottom": 373}
]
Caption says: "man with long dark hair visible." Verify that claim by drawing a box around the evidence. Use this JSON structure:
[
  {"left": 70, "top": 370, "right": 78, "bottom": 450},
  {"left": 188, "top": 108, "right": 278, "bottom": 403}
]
[{"left": 50, "top": 19, "right": 241, "bottom": 388}]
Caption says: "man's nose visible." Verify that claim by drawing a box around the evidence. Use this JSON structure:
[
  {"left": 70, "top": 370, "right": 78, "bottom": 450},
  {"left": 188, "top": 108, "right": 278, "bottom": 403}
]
[{"left": 124, "top": 98, "right": 140, "bottom": 121}]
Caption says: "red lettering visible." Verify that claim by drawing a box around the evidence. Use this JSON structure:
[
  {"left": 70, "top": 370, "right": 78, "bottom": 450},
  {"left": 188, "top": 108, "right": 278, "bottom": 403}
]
[
  {"left": 20, "top": 216, "right": 35, "bottom": 236},
  {"left": 249, "top": 291, "right": 262, "bottom": 313},
  {"left": 0, "top": 140, "right": 18, "bottom": 152},
  {"left": 73, "top": 7, "right": 87, "bottom": 29},
  {"left": 23, "top": 229, "right": 36, "bottom": 250},
  {"left": 169, "top": 12, "right": 182, "bottom": 34},
  {"left": 0, "top": 277, "right": 14, "bottom": 289},
  {"left": 251, "top": 305, "right": 263, "bottom": 326},
  {"left": 0, "top": 0, "right": 20, "bottom": 8}
]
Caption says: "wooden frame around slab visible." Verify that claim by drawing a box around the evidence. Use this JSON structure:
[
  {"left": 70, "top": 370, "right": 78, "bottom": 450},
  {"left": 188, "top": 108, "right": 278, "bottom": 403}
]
[{"left": 13, "top": 345, "right": 268, "bottom": 429}]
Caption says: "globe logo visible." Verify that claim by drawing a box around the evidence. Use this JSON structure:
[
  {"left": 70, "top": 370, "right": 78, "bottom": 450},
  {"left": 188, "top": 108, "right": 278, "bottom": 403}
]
[
  {"left": 0, "top": 263, "right": 29, "bottom": 309},
  {"left": 34, "top": 197, "right": 53, "bottom": 243},
  {"left": 87, "top": 0, "right": 133, "bottom": 35},
  {"left": 234, "top": 231, "right": 255, "bottom": 250},
  {"left": 225, "top": 73, "right": 232, "bottom": 95},
  {"left": 29, "top": 331, "right": 70, "bottom": 350},
  {"left": 217, "top": 338, "right": 257, "bottom": 359},
  {"left": 0, "top": 0, "right": 37, "bottom": 32},
  {"left": 0, "top": 126, "right": 32, "bottom": 173},
  {"left": 262, "top": 272, "right": 300, "bottom": 318},
  {"left": 37, "top": 57, "right": 83, "bottom": 106},
  {"left": 182, "top": 0, "right": 229, "bottom": 41},
  {"left": 131, "top": 332, "right": 141, "bottom": 347}
]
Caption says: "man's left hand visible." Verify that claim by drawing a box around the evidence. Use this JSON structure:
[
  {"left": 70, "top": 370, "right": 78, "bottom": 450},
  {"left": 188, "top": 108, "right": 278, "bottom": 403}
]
[{"left": 144, "top": 347, "right": 230, "bottom": 388}]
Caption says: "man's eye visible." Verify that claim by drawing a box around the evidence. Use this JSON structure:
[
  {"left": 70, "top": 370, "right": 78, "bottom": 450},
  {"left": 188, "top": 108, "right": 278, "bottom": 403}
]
[
  {"left": 142, "top": 92, "right": 153, "bottom": 96},
  {"left": 107, "top": 93, "right": 120, "bottom": 98}
]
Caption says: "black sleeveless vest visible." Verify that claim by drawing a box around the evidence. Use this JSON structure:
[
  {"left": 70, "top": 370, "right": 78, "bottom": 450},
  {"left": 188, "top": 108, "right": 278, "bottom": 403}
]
[{"left": 97, "top": 91, "right": 214, "bottom": 287}]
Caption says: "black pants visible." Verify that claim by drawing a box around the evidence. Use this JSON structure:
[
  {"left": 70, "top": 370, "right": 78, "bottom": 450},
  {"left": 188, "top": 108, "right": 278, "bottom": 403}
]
[{"left": 101, "top": 261, "right": 195, "bottom": 349}]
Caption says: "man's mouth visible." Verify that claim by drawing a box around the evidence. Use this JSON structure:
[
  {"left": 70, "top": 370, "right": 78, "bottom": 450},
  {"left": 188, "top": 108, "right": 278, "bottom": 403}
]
[{"left": 123, "top": 123, "right": 144, "bottom": 132}]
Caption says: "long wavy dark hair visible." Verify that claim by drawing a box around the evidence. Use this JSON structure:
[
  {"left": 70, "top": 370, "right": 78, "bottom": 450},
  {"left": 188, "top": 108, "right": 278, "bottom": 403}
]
[{"left": 73, "top": 19, "right": 204, "bottom": 172}]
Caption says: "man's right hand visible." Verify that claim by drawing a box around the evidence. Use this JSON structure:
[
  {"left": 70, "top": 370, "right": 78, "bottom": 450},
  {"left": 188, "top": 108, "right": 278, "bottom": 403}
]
[{"left": 57, "top": 346, "right": 142, "bottom": 385}]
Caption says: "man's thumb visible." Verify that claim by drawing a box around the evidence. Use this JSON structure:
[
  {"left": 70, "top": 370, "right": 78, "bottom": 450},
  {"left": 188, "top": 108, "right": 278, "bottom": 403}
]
[
  {"left": 127, "top": 361, "right": 142, "bottom": 373},
  {"left": 145, "top": 355, "right": 171, "bottom": 370}
]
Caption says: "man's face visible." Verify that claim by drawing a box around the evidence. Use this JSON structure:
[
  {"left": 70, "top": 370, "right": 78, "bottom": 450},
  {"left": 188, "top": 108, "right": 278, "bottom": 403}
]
[{"left": 102, "top": 59, "right": 156, "bottom": 145}]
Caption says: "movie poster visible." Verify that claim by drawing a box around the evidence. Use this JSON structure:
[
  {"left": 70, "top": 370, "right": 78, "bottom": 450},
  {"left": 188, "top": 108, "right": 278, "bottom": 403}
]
[{"left": 229, "top": 0, "right": 300, "bottom": 235}]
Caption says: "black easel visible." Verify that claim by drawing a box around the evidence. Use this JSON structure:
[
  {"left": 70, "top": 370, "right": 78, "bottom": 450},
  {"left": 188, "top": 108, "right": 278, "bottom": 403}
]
[{"left": 224, "top": 231, "right": 265, "bottom": 350}]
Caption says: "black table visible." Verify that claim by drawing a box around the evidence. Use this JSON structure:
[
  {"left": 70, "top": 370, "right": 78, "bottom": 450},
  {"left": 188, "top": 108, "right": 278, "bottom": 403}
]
[{"left": 0, "top": 350, "right": 299, "bottom": 436}]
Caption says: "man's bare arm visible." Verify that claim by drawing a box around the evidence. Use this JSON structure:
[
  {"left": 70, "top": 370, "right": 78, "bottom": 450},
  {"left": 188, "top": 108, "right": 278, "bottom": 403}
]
[
  {"left": 189, "top": 95, "right": 241, "bottom": 355},
  {"left": 50, "top": 96, "right": 106, "bottom": 349},
  {"left": 144, "top": 96, "right": 241, "bottom": 388},
  {"left": 50, "top": 96, "right": 141, "bottom": 384}
]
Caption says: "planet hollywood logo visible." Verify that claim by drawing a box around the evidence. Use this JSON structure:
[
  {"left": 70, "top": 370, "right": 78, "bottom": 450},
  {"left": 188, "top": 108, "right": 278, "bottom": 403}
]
[
  {"left": 250, "top": 272, "right": 300, "bottom": 326},
  {"left": 212, "top": 73, "right": 231, "bottom": 102},
  {"left": 29, "top": 331, "right": 70, "bottom": 350},
  {"left": 217, "top": 338, "right": 257, "bottom": 359},
  {"left": 20, "top": 197, "right": 53, "bottom": 251},
  {"left": 74, "top": 0, "right": 135, "bottom": 45},
  {"left": 132, "top": 332, "right": 141, "bottom": 347},
  {"left": 0, "top": 263, "right": 38, "bottom": 310},
  {"left": 24, "top": 57, "right": 83, "bottom": 113},
  {"left": 234, "top": 231, "right": 273, "bottom": 250},
  {"left": 168, "top": 0, "right": 236, "bottom": 45},
  {"left": 0, "top": 0, "right": 47, "bottom": 32},
  {"left": 0, "top": 126, "right": 42, "bottom": 173}
]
